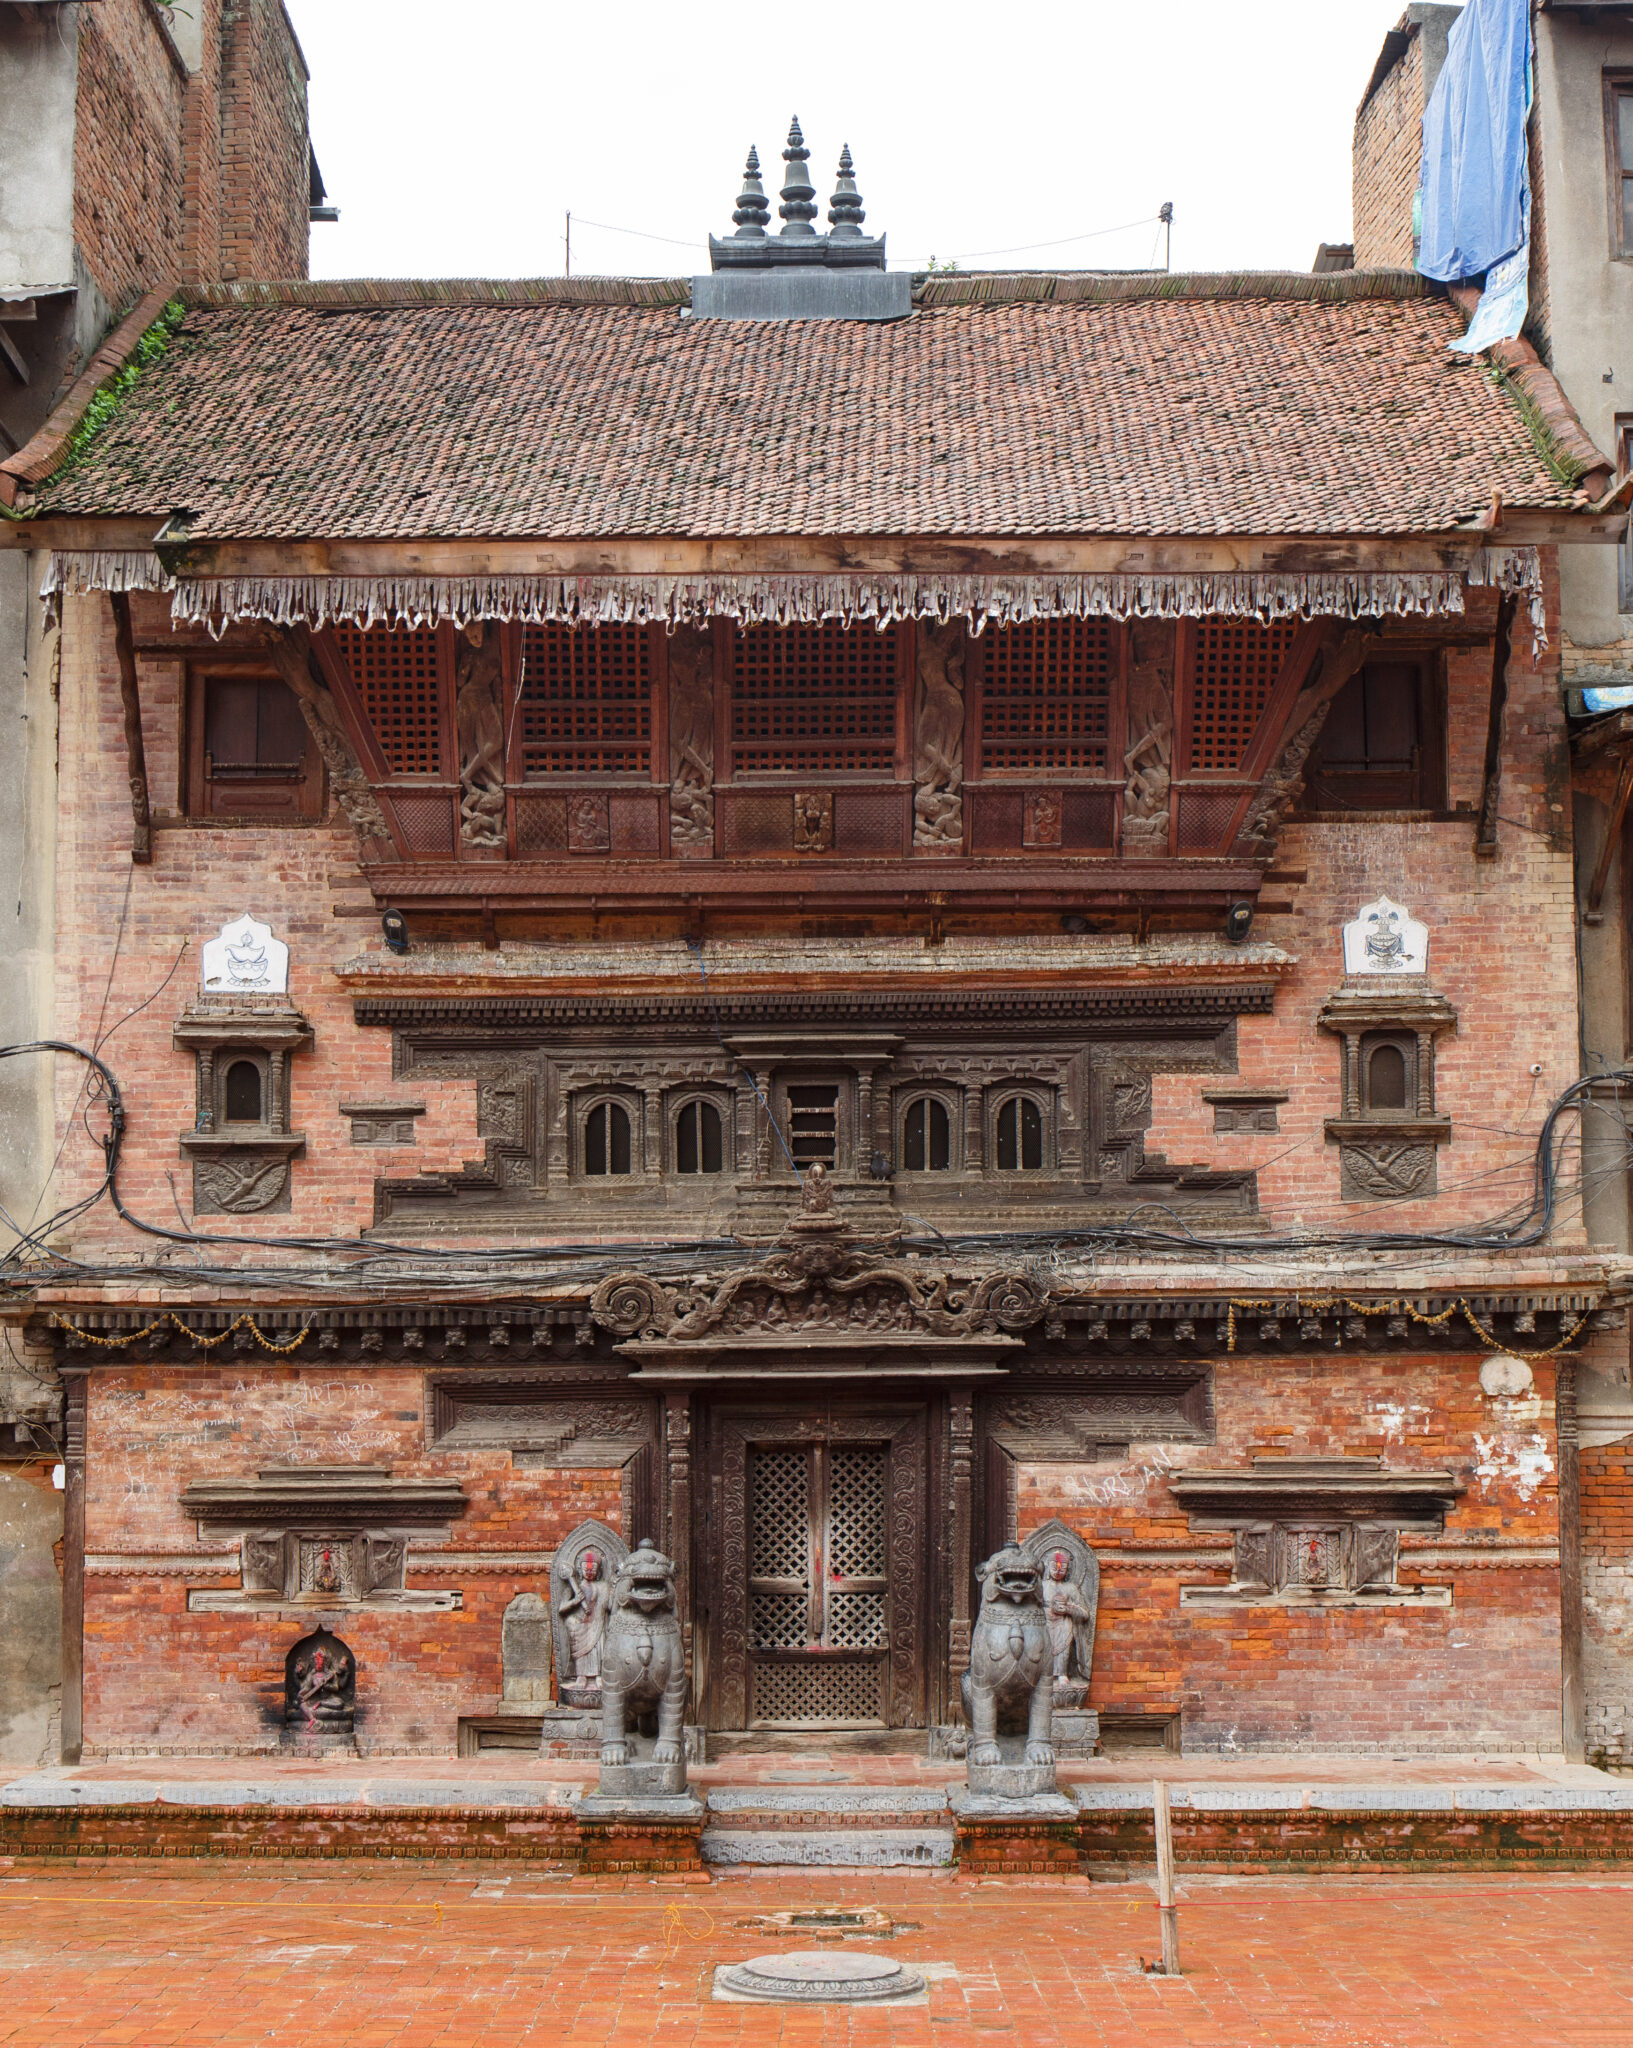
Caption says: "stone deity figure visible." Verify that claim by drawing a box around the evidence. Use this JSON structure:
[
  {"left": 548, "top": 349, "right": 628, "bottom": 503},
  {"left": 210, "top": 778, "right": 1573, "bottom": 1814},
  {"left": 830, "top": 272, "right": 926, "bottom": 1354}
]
[
  {"left": 1041, "top": 1546, "right": 1094, "bottom": 1682},
  {"left": 557, "top": 1546, "right": 613, "bottom": 1691}
]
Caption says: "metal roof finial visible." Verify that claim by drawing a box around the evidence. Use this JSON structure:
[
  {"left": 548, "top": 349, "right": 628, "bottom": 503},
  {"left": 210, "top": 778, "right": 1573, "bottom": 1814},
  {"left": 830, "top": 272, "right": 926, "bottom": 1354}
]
[
  {"left": 778, "top": 116, "right": 818, "bottom": 238},
  {"left": 731, "top": 146, "right": 770, "bottom": 238},
  {"left": 827, "top": 144, "right": 865, "bottom": 239}
]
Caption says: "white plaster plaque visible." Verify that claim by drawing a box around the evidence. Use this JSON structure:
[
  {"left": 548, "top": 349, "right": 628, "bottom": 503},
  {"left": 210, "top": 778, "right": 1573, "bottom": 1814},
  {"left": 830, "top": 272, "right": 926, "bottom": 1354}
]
[
  {"left": 201, "top": 914, "right": 288, "bottom": 994},
  {"left": 1342, "top": 896, "right": 1427, "bottom": 976},
  {"left": 1479, "top": 1355, "right": 1534, "bottom": 1400}
]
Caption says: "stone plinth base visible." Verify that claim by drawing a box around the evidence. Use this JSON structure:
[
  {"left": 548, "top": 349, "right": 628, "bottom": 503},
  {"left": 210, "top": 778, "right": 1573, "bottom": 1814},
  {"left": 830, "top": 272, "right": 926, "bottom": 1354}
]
[
  {"left": 950, "top": 1788, "right": 1081, "bottom": 1876},
  {"left": 966, "top": 1760, "right": 1057, "bottom": 1799},
  {"left": 576, "top": 1791, "right": 707, "bottom": 1877},
  {"left": 278, "top": 1727, "right": 358, "bottom": 1759},
  {"left": 598, "top": 1755, "right": 688, "bottom": 1798},
  {"left": 1052, "top": 1709, "right": 1100, "bottom": 1759},
  {"left": 538, "top": 1710, "right": 707, "bottom": 1764}
]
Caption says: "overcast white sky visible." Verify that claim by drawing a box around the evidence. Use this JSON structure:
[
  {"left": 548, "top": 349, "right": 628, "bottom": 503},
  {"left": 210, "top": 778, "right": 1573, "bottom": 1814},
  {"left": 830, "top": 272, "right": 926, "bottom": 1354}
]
[{"left": 285, "top": 2, "right": 1442, "bottom": 282}]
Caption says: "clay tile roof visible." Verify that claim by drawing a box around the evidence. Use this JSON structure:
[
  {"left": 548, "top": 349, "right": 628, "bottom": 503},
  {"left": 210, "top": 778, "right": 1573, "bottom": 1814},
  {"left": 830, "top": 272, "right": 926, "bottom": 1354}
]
[{"left": 25, "top": 275, "right": 1583, "bottom": 539}]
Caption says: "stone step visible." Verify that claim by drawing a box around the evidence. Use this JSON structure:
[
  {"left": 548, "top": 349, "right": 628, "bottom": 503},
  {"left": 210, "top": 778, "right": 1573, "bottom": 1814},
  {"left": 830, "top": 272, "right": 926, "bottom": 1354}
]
[{"left": 701, "top": 1826, "right": 956, "bottom": 1868}]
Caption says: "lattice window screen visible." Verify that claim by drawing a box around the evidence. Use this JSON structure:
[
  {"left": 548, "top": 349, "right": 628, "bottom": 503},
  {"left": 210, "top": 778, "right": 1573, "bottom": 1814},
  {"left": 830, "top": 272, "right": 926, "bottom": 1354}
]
[
  {"left": 1185, "top": 620, "right": 1300, "bottom": 773},
  {"left": 519, "top": 625, "right": 651, "bottom": 777},
  {"left": 731, "top": 625, "right": 900, "bottom": 777},
  {"left": 333, "top": 625, "right": 443, "bottom": 776},
  {"left": 980, "top": 620, "right": 1114, "bottom": 773},
  {"left": 828, "top": 1446, "right": 887, "bottom": 1578},
  {"left": 749, "top": 1448, "right": 809, "bottom": 1580}
]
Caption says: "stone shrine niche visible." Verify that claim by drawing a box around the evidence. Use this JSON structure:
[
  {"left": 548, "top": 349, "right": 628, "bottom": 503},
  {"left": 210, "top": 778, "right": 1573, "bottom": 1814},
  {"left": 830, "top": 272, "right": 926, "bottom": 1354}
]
[
  {"left": 550, "top": 1519, "right": 629, "bottom": 1706},
  {"left": 1020, "top": 1519, "right": 1099, "bottom": 1702},
  {"left": 285, "top": 1626, "right": 356, "bottom": 1739}
]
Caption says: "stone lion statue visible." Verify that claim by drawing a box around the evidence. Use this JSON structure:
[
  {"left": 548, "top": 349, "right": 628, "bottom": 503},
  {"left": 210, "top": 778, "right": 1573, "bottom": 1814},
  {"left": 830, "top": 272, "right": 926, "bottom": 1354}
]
[
  {"left": 599, "top": 1537, "right": 687, "bottom": 1771},
  {"left": 960, "top": 1545, "right": 1054, "bottom": 1768}
]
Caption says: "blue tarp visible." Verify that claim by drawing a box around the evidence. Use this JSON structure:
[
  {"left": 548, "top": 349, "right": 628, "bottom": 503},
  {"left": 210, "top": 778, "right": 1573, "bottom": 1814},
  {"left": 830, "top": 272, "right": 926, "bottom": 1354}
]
[{"left": 1415, "top": 0, "right": 1532, "bottom": 283}]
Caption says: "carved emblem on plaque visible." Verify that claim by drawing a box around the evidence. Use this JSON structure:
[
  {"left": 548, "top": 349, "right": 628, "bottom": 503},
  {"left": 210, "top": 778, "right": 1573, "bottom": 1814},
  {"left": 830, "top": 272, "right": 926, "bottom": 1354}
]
[
  {"left": 792, "top": 790, "right": 834, "bottom": 852},
  {"left": 1342, "top": 896, "right": 1428, "bottom": 976},
  {"left": 201, "top": 914, "right": 288, "bottom": 995}
]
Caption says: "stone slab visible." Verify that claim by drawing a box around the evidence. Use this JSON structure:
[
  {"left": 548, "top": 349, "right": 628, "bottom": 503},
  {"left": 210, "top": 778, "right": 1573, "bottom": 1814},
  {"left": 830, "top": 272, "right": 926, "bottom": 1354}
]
[
  {"left": 705, "top": 1787, "right": 950, "bottom": 1817},
  {"left": 948, "top": 1788, "right": 1078, "bottom": 1822},
  {"left": 596, "top": 1758, "right": 688, "bottom": 1798},
  {"left": 577, "top": 1792, "right": 704, "bottom": 1823},
  {"left": 701, "top": 1827, "right": 955, "bottom": 1868}
]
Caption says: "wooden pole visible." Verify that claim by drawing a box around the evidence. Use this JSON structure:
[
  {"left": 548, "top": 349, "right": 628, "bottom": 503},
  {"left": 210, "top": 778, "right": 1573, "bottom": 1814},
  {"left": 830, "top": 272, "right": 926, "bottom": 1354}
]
[{"left": 1153, "top": 1779, "right": 1180, "bottom": 1975}]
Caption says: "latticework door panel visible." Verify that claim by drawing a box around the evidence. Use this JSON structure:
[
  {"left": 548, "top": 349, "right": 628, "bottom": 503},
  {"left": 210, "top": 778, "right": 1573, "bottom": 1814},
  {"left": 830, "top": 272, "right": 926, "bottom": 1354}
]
[
  {"left": 1184, "top": 620, "right": 1299, "bottom": 773},
  {"left": 731, "top": 625, "right": 900, "bottom": 777},
  {"left": 333, "top": 625, "right": 444, "bottom": 776},
  {"left": 744, "top": 1438, "right": 891, "bottom": 1726},
  {"left": 980, "top": 620, "right": 1115, "bottom": 774},
  {"left": 518, "top": 625, "right": 651, "bottom": 777}
]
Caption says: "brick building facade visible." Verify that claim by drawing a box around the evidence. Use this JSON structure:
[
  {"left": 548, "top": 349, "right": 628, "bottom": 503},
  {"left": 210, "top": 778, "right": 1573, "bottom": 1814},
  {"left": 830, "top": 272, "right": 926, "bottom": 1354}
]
[{"left": 1, "top": 125, "right": 1630, "bottom": 1767}]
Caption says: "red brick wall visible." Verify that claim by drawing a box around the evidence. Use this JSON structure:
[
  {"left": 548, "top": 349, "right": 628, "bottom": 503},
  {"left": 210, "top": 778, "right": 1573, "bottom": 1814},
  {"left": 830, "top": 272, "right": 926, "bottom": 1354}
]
[
  {"left": 72, "top": 0, "right": 190, "bottom": 312},
  {"left": 1019, "top": 1352, "right": 1564, "bottom": 1753},
  {"left": 1583, "top": 1435, "right": 1633, "bottom": 1765},
  {"left": 70, "top": 0, "right": 308, "bottom": 310},
  {"left": 1353, "top": 26, "right": 1425, "bottom": 270},
  {"left": 82, "top": 1363, "right": 623, "bottom": 1753},
  {"left": 217, "top": 0, "right": 311, "bottom": 281}
]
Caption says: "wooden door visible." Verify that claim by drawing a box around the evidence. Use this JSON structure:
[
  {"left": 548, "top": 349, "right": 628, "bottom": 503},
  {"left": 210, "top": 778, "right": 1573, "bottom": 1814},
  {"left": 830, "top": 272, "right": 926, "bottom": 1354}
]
[{"left": 701, "top": 1402, "right": 928, "bottom": 1732}]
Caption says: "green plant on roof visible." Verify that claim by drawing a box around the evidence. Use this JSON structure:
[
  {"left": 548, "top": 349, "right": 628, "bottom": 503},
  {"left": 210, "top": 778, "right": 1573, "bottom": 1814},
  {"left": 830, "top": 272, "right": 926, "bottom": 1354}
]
[{"left": 50, "top": 297, "right": 187, "bottom": 487}]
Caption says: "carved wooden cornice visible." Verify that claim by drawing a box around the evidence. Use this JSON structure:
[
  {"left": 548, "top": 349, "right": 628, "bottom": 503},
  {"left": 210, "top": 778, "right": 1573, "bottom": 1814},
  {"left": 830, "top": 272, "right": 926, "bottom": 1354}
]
[
  {"left": 1169, "top": 1456, "right": 1462, "bottom": 1530},
  {"left": 179, "top": 1465, "right": 468, "bottom": 1529},
  {"left": 356, "top": 983, "right": 1276, "bottom": 1038}
]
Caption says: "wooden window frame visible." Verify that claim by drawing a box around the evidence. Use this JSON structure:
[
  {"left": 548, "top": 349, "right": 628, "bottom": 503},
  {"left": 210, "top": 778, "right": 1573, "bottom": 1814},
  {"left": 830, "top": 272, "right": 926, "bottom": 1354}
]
[
  {"left": 893, "top": 1088, "right": 962, "bottom": 1175},
  {"left": 969, "top": 619, "right": 1127, "bottom": 781},
  {"left": 182, "top": 661, "right": 324, "bottom": 823},
  {"left": 1605, "top": 72, "right": 1633, "bottom": 261},
  {"left": 1618, "top": 417, "right": 1633, "bottom": 613},
  {"left": 1299, "top": 653, "right": 1447, "bottom": 816},
  {"left": 1358, "top": 1032, "right": 1420, "bottom": 1119},
  {"left": 513, "top": 622, "right": 666, "bottom": 786},
  {"left": 718, "top": 621, "right": 910, "bottom": 786},
  {"left": 576, "top": 1091, "right": 640, "bottom": 1180},
  {"left": 986, "top": 1086, "right": 1055, "bottom": 1177},
  {"left": 671, "top": 1091, "right": 732, "bottom": 1177}
]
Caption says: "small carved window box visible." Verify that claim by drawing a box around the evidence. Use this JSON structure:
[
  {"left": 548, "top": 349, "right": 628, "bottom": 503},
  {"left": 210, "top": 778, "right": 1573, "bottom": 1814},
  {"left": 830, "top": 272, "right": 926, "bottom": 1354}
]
[
  {"left": 174, "top": 1000, "right": 312, "bottom": 1214},
  {"left": 1317, "top": 986, "right": 1457, "bottom": 1201},
  {"left": 1201, "top": 1087, "right": 1289, "bottom": 1134},
  {"left": 1170, "top": 1456, "right": 1460, "bottom": 1609},
  {"left": 340, "top": 1101, "right": 426, "bottom": 1146}
]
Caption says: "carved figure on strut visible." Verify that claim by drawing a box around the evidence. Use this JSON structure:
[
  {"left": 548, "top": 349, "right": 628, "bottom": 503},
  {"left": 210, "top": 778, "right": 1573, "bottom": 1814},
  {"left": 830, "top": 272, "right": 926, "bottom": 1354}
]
[
  {"left": 1040, "top": 1547, "right": 1094, "bottom": 1684},
  {"left": 455, "top": 621, "right": 507, "bottom": 849},
  {"left": 557, "top": 1545, "right": 613, "bottom": 1692},
  {"left": 961, "top": 1546, "right": 1053, "bottom": 1768}
]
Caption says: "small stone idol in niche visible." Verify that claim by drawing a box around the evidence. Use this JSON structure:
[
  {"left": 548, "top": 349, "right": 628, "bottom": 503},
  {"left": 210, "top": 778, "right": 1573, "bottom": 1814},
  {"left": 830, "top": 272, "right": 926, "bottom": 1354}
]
[
  {"left": 1040, "top": 1546, "right": 1095, "bottom": 1702},
  {"left": 557, "top": 1545, "right": 613, "bottom": 1697},
  {"left": 284, "top": 1626, "right": 356, "bottom": 1734}
]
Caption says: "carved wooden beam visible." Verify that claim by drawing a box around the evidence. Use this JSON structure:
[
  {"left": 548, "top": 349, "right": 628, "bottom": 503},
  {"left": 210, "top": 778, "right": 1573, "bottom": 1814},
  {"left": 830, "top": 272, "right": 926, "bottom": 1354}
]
[
  {"left": 1474, "top": 595, "right": 1515, "bottom": 861},
  {"left": 108, "top": 593, "right": 152, "bottom": 866}
]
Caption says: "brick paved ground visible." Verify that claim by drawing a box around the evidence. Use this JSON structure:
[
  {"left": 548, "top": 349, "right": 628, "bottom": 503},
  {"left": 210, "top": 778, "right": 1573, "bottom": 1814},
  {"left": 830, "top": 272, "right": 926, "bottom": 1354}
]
[{"left": 1, "top": 1865, "right": 1631, "bottom": 2046}]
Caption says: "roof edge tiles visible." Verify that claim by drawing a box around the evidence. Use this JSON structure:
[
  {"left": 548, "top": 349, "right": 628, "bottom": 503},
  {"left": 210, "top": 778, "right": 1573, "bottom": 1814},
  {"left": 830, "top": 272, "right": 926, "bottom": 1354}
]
[{"left": 169, "top": 267, "right": 1439, "bottom": 314}]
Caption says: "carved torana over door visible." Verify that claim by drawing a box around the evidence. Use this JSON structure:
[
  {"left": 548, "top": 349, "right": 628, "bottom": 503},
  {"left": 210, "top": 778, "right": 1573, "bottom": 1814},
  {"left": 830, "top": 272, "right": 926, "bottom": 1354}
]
[{"left": 708, "top": 1404, "right": 927, "bottom": 1732}]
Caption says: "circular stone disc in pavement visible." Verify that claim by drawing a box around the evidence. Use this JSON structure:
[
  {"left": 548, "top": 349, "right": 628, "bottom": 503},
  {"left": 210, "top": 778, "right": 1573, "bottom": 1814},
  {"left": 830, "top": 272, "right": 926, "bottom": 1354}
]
[{"left": 717, "top": 1949, "right": 926, "bottom": 2003}]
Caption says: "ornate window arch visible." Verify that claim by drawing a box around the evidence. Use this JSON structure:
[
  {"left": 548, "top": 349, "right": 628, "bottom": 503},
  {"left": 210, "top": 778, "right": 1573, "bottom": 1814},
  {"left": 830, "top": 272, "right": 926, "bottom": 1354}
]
[
  {"left": 579, "top": 1093, "right": 637, "bottom": 1177},
  {"left": 989, "top": 1087, "right": 1053, "bottom": 1174},
  {"left": 673, "top": 1093, "right": 729, "bottom": 1176},
  {"left": 894, "top": 1089, "right": 959, "bottom": 1173}
]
